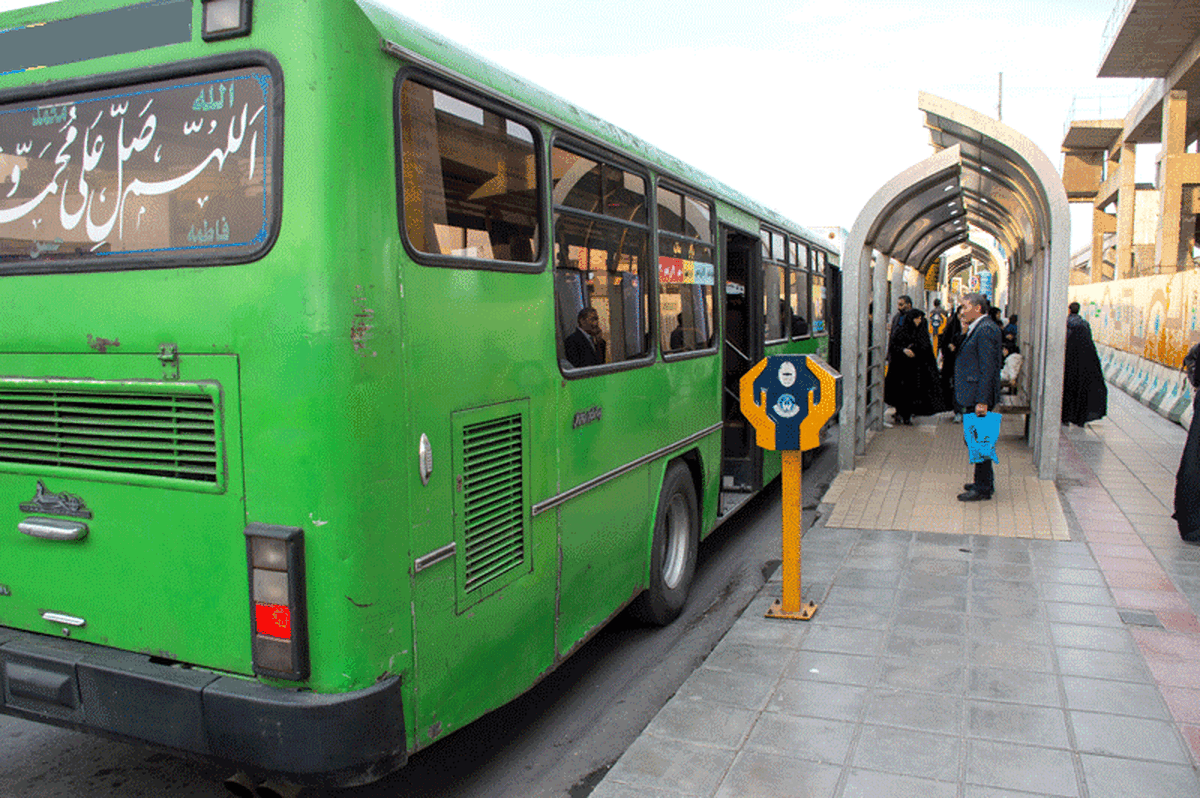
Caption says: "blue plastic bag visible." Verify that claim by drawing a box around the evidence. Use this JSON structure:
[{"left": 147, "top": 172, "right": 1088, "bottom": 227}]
[{"left": 963, "top": 412, "right": 1001, "bottom": 464}]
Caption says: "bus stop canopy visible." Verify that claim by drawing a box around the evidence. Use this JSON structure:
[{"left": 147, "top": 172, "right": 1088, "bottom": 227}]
[{"left": 840, "top": 93, "right": 1070, "bottom": 480}]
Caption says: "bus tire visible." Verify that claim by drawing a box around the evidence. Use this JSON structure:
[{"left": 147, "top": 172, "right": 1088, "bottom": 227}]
[{"left": 630, "top": 462, "right": 698, "bottom": 626}]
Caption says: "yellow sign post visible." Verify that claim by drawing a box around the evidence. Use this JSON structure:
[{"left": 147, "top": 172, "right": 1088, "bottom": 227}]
[{"left": 739, "top": 354, "right": 841, "bottom": 621}]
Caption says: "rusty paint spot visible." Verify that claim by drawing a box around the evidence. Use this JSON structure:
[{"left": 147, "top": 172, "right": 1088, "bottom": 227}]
[
  {"left": 427, "top": 721, "right": 442, "bottom": 740},
  {"left": 87, "top": 334, "right": 120, "bottom": 353},
  {"left": 351, "top": 285, "right": 376, "bottom": 357}
]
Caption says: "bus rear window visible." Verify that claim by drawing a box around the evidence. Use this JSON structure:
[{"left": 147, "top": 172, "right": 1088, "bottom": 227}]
[
  {"left": 399, "top": 80, "right": 540, "bottom": 265},
  {"left": 0, "top": 66, "right": 276, "bottom": 271}
]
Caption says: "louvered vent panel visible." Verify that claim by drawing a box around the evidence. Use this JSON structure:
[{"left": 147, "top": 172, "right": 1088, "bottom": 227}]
[
  {"left": 461, "top": 413, "right": 525, "bottom": 593},
  {"left": 0, "top": 388, "right": 218, "bottom": 483}
]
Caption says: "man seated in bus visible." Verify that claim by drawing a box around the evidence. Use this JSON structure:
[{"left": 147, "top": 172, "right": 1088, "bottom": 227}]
[
  {"left": 564, "top": 306, "right": 607, "bottom": 367},
  {"left": 670, "top": 313, "right": 686, "bottom": 351}
]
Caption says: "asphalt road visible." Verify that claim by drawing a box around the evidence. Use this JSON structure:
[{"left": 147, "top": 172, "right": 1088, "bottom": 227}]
[{"left": 0, "top": 439, "right": 839, "bottom": 798}]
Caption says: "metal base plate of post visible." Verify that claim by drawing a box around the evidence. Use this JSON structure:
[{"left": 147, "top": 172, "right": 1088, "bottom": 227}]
[{"left": 765, "top": 598, "right": 818, "bottom": 621}]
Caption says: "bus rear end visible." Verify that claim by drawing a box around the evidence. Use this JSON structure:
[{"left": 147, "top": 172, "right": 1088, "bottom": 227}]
[{"left": 0, "top": 0, "right": 408, "bottom": 786}]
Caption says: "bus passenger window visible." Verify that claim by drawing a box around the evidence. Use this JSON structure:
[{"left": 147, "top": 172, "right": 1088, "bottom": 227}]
[
  {"left": 657, "top": 187, "right": 714, "bottom": 355},
  {"left": 553, "top": 145, "right": 650, "bottom": 370},
  {"left": 399, "top": 80, "right": 540, "bottom": 264},
  {"left": 790, "top": 267, "right": 809, "bottom": 337},
  {"left": 763, "top": 262, "right": 786, "bottom": 343}
]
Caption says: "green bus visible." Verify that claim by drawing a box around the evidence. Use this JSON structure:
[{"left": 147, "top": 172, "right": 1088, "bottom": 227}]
[{"left": 0, "top": 0, "right": 838, "bottom": 788}]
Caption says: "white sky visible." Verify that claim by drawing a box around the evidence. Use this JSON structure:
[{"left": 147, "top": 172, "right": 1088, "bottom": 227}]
[{"left": 1, "top": 0, "right": 1146, "bottom": 252}]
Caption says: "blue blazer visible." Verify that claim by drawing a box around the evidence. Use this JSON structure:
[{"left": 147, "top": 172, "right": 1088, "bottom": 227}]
[{"left": 954, "top": 319, "right": 1002, "bottom": 410}]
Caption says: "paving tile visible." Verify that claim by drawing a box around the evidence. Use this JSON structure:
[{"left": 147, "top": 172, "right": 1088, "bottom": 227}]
[
  {"left": 967, "top": 665, "right": 1063, "bottom": 707},
  {"left": 1160, "top": 685, "right": 1200, "bottom": 725},
  {"left": 877, "top": 656, "right": 965, "bottom": 694},
  {"left": 704, "top": 641, "right": 792, "bottom": 679},
  {"left": 1043, "top": 601, "right": 1124, "bottom": 626},
  {"left": 864, "top": 688, "right": 960, "bottom": 735},
  {"left": 965, "top": 699, "right": 1071, "bottom": 747},
  {"left": 1057, "top": 646, "right": 1155, "bottom": 682},
  {"left": 841, "top": 768, "right": 958, "bottom": 798},
  {"left": 602, "top": 736, "right": 736, "bottom": 796},
  {"left": 720, "top": 616, "right": 808, "bottom": 650},
  {"left": 1038, "top": 582, "right": 1116, "bottom": 605},
  {"left": 781, "top": 650, "right": 879, "bottom": 687},
  {"left": 766, "top": 679, "right": 869, "bottom": 722},
  {"left": 1070, "top": 710, "right": 1192, "bottom": 763},
  {"left": 1035, "top": 566, "right": 1108, "bottom": 586},
  {"left": 1048, "top": 622, "right": 1139, "bottom": 653},
  {"left": 970, "top": 593, "right": 1043, "bottom": 619},
  {"left": 676, "top": 666, "right": 777, "bottom": 711},
  {"left": 803, "top": 602, "right": 891, "bottom": 630},
  {"left": 883, "top": 628, "right": 965, "bottom": 660},
  {"left": 1110, "top": 587, "right": 1193, "bottom": 611},
  {"left": 1079, "top": 753, "right": 1200, "bottom": 798},
  {"left": 968, "top": 639, "right": 1055, "bottom": 672},
  {"left": 1060, "top": 675, "right": 1171, "bottom": 719},
  {"left": 891, "top": 609, "right": 968, "bottom": 636},
  {"left": 963, "top": 738, "right": 1078, "bottom": 796},
  {"left": 643, "top": 700, "right": 758, "bottom": 749},
  {"left": 713, "top": 751, "right": 841, "bottom": 798},
  {"left": 895, "top": 588, "right": 969, "bottom": 614},
  {"left": 852, "top": 724, "right": 960, "bottom": 781},
  {"left": 969, "top": 615, "right": 1049, "bottom": 645},
  {"left": 799, "top": 624, "right": 884, "bottom": 656},
  {"left": 742, "top": 712, "right": 855, "bottom": 764},
  {"left": 588, "top": 782, "right": 704, "bottom": 798}
]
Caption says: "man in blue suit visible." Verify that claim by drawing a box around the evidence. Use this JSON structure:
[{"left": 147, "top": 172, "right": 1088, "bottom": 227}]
[{"left": 955, "top": 292, "right": 1003, "bottom": 501}]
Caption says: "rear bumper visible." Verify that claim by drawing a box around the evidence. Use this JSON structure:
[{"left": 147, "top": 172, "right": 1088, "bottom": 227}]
[{"left": 0, "top": 627, "right": 407, "bottom": 787}]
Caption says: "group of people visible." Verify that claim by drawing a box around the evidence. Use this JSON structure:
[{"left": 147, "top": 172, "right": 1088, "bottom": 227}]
[{"left": 886, "top": 294, "right": 1109, "bottom": 503}]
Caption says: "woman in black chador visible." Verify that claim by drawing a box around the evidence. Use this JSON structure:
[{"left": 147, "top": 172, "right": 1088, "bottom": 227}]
[
  {"left": 885, "top": 308, "right": 946, "bottom": 424},
  {"left": 1174, "top": 346, "right": 1200, "bottom": 542},
  {"left": 1061, "top": 302, "right": 1107, "bottom": 426},
  {"left": 939, "top": 304, "right": 964, "bottom": 415}
]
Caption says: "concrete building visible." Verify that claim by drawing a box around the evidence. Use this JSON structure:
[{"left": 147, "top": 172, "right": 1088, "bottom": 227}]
[{"left": 1063, "top": 0, "right": 1200, "bottom": 281}]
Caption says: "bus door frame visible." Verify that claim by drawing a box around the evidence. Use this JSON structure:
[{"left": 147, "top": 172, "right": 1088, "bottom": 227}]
[{"left": 719, "top": 226, "right": 764, "bottom": 512}]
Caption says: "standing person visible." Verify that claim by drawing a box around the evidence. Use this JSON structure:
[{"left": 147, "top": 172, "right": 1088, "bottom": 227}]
[
  {"left": 884, "top": 309, "right": 946, "bottom": 424},
  {"left": 564, "top": 306, "right": 607, "bottom": 368},
  {"left": 1003, "top": 314, "right": 1018, "bottom": 346},
  {"left": 940, "top": 302, "right": 964, "bottom": 420},
  {"left": 1175, "top": 343, "right": 1200, "bottom": 542},
  {"left": 886, "top": 294, "right": 913, "bottom": 422},
  {"left": 1061, "top": 301, "right": 1107, "bottom": 426},
  {"left": 928, "top": 298, "right": 947, "bottom": 353},
  {"left": 955, "top": 293, "right": 1003, "bottom": 501}
]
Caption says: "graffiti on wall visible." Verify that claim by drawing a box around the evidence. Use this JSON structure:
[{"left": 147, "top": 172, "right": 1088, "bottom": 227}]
[{"left": 1069, "top": 271, "right": 1200, "bottom": 369}]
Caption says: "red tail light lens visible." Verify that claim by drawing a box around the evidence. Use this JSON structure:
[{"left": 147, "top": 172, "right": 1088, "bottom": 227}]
[{"left": 245, "top": 524, "right": 308, "bottom": 680}]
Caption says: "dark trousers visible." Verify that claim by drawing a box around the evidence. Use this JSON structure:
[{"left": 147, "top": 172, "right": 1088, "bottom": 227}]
[{"left": 973, "top": 459, "right": 994, "bottom": 495}]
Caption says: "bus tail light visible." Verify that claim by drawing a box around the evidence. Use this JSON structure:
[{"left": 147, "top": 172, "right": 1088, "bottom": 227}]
[
  {"left": 201, "top": 0, "right": 252, "bottom": 41},
  {"left": 244, "top": 524, "right": 309, "bottom": 680}
]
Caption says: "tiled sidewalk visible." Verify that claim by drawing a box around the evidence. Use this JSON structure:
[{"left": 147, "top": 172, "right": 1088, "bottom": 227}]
[
  {"left": 823, "top": 414, "right": 1070, "bottom": 539},
  {"left": 590, "top": 387, "right": 1200, "bottom": 798}
]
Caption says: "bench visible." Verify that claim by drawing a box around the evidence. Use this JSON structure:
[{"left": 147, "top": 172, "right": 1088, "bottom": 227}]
[{"left": 995, "top": 391, "right": 1032, "bottom": 437}]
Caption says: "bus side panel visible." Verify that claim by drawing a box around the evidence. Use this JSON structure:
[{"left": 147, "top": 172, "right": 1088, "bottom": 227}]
[
  {"left": 658, "top": 355, "right": 722, "bottom": 538},
  {"left": 554, "top": 367, "right": 656, "bottom": 654},
  {"left": 401, "top": 265, "right": 558, "bottom": 747}
]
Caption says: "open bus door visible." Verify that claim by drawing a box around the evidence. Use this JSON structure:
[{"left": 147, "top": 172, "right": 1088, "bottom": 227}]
[{"left": 719, "top": 227, "right": 763, "bottom": 516}]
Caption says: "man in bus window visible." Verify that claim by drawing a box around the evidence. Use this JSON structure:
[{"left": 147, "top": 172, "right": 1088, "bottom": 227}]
[{"left": 565, "top": 307, "right": 607, "bottom": 367}]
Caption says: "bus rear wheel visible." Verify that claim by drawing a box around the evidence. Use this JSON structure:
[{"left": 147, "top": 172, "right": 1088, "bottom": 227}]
[{"left": 630, "top": 462, "right": 698, "bottom": 625}]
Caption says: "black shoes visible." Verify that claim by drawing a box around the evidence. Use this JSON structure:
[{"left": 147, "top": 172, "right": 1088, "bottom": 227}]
[{"left": 957, "top": 489, "right": 993, "bottom": 502}]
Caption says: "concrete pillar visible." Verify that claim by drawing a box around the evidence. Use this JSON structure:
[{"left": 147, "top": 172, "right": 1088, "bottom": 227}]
[
  {"left": 1156, "top": 90, "right": 1188, "bottom": 273},
  {"left": 1091, "top": 207, "right": 1115, "bottom": 282},
  {"left": 1114, "top": 142, "right": 1137, "bottom": 279}
]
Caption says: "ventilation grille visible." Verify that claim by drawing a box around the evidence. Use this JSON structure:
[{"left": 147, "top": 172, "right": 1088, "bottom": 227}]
[
  {"left": 460, "top": 413, "right": 525, "bottom": 593},
  {"left": 0, "top": 387, "right": 219, "bottom": 483}
]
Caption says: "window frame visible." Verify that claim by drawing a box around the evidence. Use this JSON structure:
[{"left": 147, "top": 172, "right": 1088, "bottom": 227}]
[
  {"left": 393, "top": 67, "right": 548, "bottom": 274},
  {"left": 550, "top": 132, "right": 654, "bottom": 377},
  {"left": 761, "top": 225, "right": 791, "bottom": 346},
  {"left": 0, "top": 51, "right": 284, "bottom": 277},
  {"left": 656, "top": 178, "right": 718, "bottom": 363}
]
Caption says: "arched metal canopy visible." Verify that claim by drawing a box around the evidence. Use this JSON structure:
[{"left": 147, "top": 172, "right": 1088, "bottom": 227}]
[{"left": 840, "top": 93, "right": 1070, "bottom": 480}]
